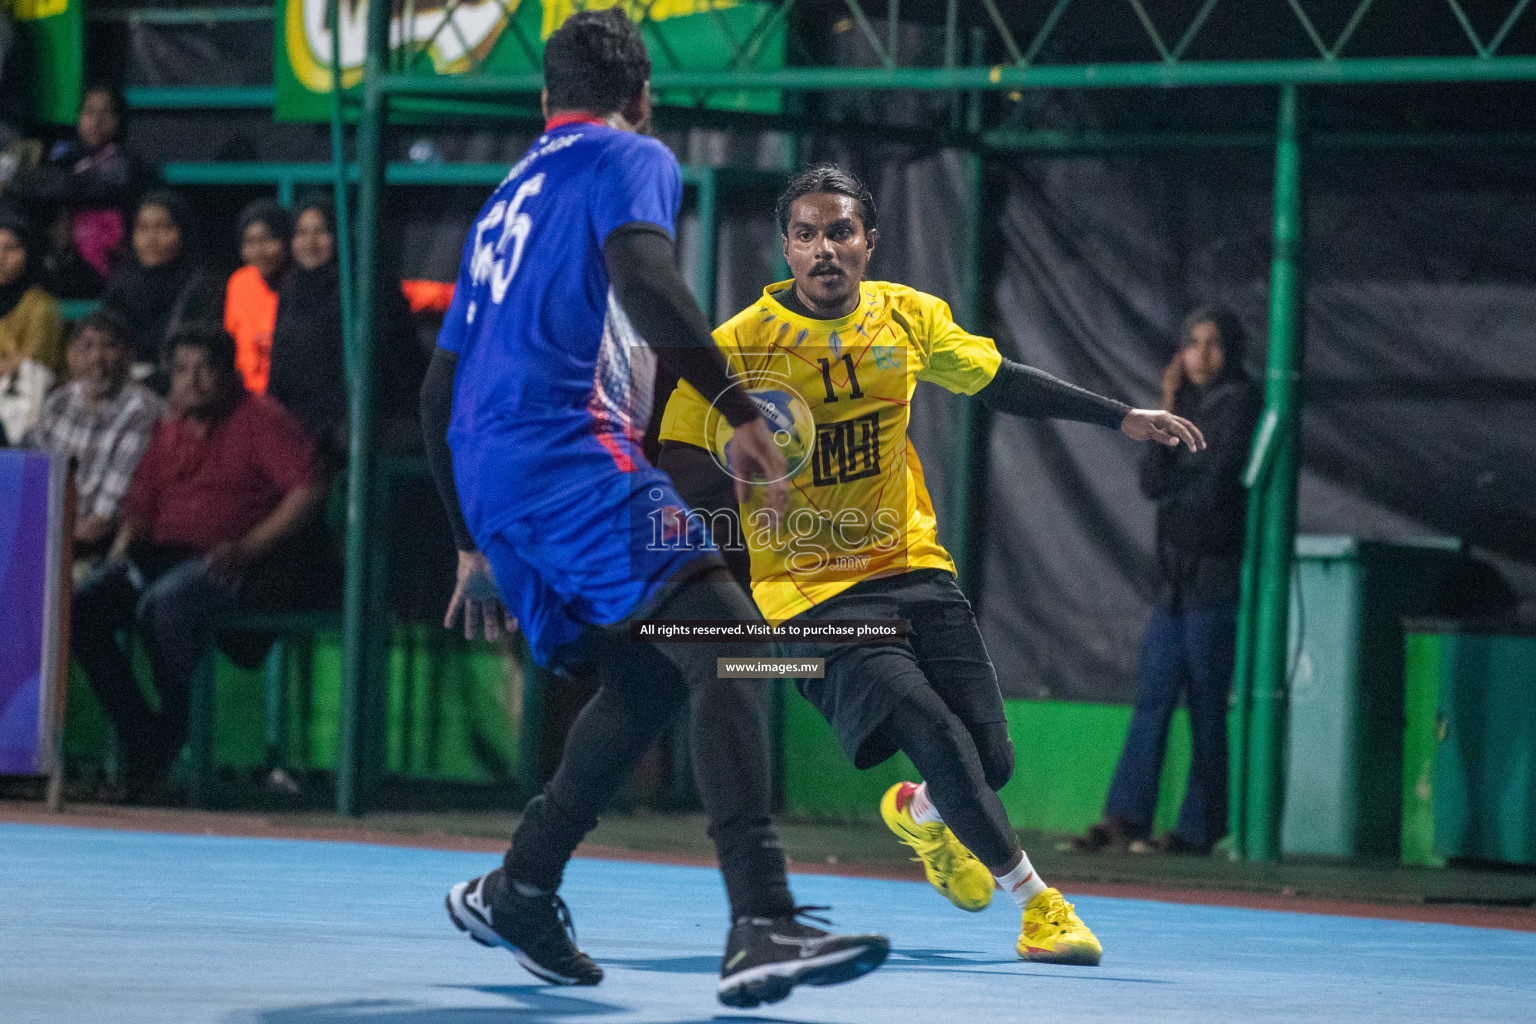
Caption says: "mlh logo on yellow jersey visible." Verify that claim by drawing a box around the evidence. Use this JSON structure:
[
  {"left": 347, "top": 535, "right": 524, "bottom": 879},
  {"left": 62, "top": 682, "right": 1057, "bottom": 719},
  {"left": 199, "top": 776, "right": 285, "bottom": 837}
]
[{"left": 811, "top": 411, "right": 882, "bottom": 487}]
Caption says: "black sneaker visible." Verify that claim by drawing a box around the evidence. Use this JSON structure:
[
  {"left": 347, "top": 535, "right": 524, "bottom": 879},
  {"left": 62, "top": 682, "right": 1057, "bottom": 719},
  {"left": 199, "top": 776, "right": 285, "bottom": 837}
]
[
  {"left": 445, "top": 868, "right": 603, "bottom": 985},
  {"left": 717, "top": 907, "right": 888, "bottom": 1008}
]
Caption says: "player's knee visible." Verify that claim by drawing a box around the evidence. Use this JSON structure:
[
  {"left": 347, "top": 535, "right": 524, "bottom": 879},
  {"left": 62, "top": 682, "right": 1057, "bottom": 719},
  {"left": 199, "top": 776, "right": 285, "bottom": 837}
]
[
  {"left": 693, "top": 674, "right": 770, "bottom": 725},
  {"left": 913, "top": 708, "right": 976, "bottom": 773}
]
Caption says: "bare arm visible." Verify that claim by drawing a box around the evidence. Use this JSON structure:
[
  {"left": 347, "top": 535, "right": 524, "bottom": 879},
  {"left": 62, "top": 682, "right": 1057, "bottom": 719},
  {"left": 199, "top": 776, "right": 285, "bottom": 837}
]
[
  {"left": 107, "top": 514, "right": 144, "bottom": 563},
  {"left": 76, "top": 515, "right": 115, "bottom": 546}
]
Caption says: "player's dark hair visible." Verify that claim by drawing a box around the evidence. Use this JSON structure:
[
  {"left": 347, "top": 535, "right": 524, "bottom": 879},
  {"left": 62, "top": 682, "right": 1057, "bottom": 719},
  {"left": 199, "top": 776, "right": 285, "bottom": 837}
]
[
  {"left": 167, "top": 321, "right": 239, "bottom": 376},
  {"left": 1181, "top": 304, "right": 1248, "bottom": 376},
  {"left": 775, "top": 165, "right": 878, "bottom": 236},
  {"left": 543, "top": 9, "right": 651, "bottom": 117},
  {"left": 70, "top": 308, "right": 135, "bottom": 351}
]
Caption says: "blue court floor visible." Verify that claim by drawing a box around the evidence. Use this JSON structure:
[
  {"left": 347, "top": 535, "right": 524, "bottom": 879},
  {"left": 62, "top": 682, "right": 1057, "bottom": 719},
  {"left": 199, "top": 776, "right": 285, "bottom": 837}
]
[{"left": 2, "top": 824, "right": 1533, "bottom": 1024}]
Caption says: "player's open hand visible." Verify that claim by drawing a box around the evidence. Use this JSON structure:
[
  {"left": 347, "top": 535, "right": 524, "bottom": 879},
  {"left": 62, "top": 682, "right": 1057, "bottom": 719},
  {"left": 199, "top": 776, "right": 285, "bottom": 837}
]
[
  {"left": 445, "top": 550, "right": 516, "bottom": 641},
  {"left": 728, "top": 416, "right": 790, "bottom": 517},
  {"left": 1121, "top": 409, "right": 1206, "bottom": 451}
]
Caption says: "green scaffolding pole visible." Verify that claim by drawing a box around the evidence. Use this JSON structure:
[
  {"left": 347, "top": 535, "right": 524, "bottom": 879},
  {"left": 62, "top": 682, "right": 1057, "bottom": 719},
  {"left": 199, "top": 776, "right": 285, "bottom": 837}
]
[
  {"left": 1242, "top": 84, "right": 1307, "bottom": 861},
  {"left": 337, "top": 0, "right": 391, "bottom": 817},
  {"left": 329, "top": 0, "right": 355, "bottom": 358},
  {"left": 694, "top": 168, "right": 720, "bottom": 324},
  {"left": 1227, "top": 416, "right": 1271, "bottom": 858},
  {"left": 946, "top": 28, "right": 992, "bottom": 599}
]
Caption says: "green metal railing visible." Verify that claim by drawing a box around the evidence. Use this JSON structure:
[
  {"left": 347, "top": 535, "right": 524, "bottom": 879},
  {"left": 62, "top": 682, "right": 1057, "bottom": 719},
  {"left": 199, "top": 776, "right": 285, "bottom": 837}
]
[
  {"left": 124, "top": 86, "right": 276, "bottom": 109},
  {"left": 89, "top": 6, "right": 271, "bottom": 25},
  {"left": 378, "top": 55, "right": 1536, "bottom": 97}
]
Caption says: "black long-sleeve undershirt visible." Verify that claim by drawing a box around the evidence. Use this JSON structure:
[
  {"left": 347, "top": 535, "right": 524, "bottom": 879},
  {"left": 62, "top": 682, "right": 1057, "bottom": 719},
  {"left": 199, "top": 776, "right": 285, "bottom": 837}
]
[
  {"left": 420, "top": 348, "right": 475, "bottom": 552},
  {"left": 603, "top": 223, "right": 757, "bottom": 426},
  {"left": 975, "top": 358, "right": 1130, "bottom": 429},
  {"left": 420, "top": 222, "right": 757, "bottom": 552},
  {"left": 779, "top": 285, "right": 1129, "bottom": 428}
]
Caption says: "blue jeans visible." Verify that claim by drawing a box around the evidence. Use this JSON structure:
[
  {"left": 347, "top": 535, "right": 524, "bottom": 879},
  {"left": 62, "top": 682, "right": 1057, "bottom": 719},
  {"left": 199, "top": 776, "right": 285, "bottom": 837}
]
[
  {"left": 1104, "top": 603, "right": 1237, "bottom": 850},
  {"left": 71, "top": 557, "right": 238, "bottom": 784}
]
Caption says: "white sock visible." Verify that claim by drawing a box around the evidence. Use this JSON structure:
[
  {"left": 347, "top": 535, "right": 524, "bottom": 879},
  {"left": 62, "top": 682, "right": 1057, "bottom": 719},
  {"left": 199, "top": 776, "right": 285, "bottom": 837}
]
[
  {"left": 995, "top": 851, "right": 1048, "bottom": 909},
  {"left": 907, "top": 782, "right": 944, "bottom": 825}
]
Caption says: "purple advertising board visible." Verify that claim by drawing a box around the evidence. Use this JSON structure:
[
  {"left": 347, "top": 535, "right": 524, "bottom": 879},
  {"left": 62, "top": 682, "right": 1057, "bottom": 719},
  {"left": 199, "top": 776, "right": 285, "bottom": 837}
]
[{"left": 0, "top": 450, "right": 66, "bottom": 777}]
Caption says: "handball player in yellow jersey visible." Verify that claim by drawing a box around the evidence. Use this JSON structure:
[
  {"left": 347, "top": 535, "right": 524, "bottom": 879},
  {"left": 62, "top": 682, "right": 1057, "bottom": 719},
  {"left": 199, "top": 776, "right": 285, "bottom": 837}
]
[{"left": 656, "top": 165, "right": 1204, "bottom": 965}]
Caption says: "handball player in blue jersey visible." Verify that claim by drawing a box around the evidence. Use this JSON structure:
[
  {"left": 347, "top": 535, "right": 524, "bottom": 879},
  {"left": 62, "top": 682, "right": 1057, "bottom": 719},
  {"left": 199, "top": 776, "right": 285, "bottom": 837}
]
[{"left": 420, "top": 9, "right": 887, "bottom": 1008}]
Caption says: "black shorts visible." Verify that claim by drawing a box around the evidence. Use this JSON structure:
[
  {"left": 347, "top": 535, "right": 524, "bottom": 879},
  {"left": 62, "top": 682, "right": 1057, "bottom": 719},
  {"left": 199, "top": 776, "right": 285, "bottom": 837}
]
[{"left": 791, "top": 568, "right": 1006, "bottom": 769}]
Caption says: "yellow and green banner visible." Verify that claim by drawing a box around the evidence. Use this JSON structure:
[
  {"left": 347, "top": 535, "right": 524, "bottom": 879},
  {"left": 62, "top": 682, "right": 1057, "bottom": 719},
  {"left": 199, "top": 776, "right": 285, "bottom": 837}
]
[
  {"left": 275, "top": 0, "right": 785, "bottom": 122},
  {"left": 8, "top": 0, "right": 84, "bottom": 124}
]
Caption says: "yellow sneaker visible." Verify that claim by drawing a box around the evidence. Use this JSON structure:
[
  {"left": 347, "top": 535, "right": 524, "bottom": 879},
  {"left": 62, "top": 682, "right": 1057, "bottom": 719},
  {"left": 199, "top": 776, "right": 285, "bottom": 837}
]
[
  {"left": 1017, "top": 887, "right": 1102, "bottom": 966},
  {"left": 880, "top": 782, "right": 994, "bottom": 912}
]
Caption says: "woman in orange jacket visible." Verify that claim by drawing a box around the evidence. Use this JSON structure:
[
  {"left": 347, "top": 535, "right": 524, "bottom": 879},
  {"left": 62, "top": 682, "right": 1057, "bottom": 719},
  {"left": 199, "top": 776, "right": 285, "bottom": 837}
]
[{"left": 224, "top": 199, "right": 292, "bottom": 393}]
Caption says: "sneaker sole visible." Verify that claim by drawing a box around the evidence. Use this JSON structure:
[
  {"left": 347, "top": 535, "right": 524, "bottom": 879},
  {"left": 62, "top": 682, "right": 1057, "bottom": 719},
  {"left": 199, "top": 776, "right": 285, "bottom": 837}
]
[
  {"left": 717, "top": 937, "right": 889, "bottom": 1009},
  {"left": 1018, "top": 942, "right": 1103, "bottom": 967},
  {"left": 445, "top": 881, "right": 600, "bottom": 986}
]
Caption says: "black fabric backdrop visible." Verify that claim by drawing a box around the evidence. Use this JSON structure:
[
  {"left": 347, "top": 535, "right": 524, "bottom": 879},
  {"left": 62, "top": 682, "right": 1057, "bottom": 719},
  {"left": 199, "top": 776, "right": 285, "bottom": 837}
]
[{"left": 976, "top": 147, "right": 1536, "bottom": 701}]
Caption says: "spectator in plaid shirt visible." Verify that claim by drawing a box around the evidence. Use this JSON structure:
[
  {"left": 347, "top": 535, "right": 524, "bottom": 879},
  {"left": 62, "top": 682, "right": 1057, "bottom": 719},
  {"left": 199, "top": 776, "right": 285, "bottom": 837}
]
[{"left": 25, "top": 308, "right": 165, "bottom": 561}]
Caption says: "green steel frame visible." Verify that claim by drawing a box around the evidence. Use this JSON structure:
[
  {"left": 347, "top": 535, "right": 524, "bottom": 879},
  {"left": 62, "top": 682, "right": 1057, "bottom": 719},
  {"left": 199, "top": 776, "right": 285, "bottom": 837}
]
[{"left": 112, "top": 2, "right": 1536, "bottom": 856}]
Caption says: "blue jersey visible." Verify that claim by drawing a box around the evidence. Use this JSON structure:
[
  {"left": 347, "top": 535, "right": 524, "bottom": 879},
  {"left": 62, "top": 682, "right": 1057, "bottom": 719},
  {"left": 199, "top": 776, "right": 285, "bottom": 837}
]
[
  {"left": 437, "top": 121, "right": 715, "bottom": 666},
  {"left": 440, "top": 121, "right": 678, "bottom": 524}
]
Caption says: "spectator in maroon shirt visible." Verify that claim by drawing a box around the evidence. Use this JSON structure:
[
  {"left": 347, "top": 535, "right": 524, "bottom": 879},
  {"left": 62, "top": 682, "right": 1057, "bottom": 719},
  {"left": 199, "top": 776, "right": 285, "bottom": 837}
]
[{"left": 71, "top": 322, "right": 324, "bottom": 799}]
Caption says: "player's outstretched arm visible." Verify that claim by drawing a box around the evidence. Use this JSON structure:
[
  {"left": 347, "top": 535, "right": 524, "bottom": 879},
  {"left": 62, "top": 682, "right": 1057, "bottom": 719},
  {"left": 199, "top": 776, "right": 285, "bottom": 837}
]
[
  {"left": 420, "top": 347, "right": 516, "bottom": 640},
  {"left": 974, "top": 358, "right": 1204, "bottom": 450}
]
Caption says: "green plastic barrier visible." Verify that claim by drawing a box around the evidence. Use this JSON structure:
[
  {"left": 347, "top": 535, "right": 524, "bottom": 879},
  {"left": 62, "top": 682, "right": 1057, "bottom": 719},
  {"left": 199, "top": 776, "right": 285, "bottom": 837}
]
[
  {"left": 1402, "top": 620, "right": 1536, "bottom": 868},
  {"left": 1280, "top": 536, "right": 1462, "bottom": 859}
]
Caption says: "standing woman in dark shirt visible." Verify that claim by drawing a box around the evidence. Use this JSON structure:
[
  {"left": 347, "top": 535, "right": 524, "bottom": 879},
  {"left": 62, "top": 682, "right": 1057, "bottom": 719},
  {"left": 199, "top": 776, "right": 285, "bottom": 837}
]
[{"left": 1075, "top": 306, "right": 1262, "bottom": 855}]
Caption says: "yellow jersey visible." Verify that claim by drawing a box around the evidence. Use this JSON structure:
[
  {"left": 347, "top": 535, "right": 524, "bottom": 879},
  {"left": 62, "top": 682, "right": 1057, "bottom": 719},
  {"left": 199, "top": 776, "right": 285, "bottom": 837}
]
[{"left": 658, "top": 279, "right": 1001, "bottom": 621}]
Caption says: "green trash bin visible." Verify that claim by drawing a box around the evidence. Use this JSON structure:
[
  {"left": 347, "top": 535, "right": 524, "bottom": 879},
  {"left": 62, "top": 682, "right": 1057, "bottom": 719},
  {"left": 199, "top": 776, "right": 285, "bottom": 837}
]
[
  {"left": 1280, "top": 535, "right": 1463, "bottom": 859},
  {"left": 1402, "top": 619, "right": 1536, "bottom": 868}
]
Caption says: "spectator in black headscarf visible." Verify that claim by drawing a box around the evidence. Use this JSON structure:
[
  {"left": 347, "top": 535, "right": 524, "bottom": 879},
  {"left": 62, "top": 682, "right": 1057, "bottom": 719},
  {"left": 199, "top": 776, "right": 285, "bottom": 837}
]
[
  {"left": 0, "top": 210, "right": 63, "bottom": 380},
  {"left": 268, "top": 199, "right": 346, "bottom": 457},
  {"left": 0, "top": 211, "right": 63, "bottom": 444},
  {"left": 1073, "top": 306, "right": 1262, "bottom": 856},
  {"left": 268, "top": 197, "right": 423, "bottom": 461},
  {"left": 101, "top": 190, "right": 221, "bottom": 386}
]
